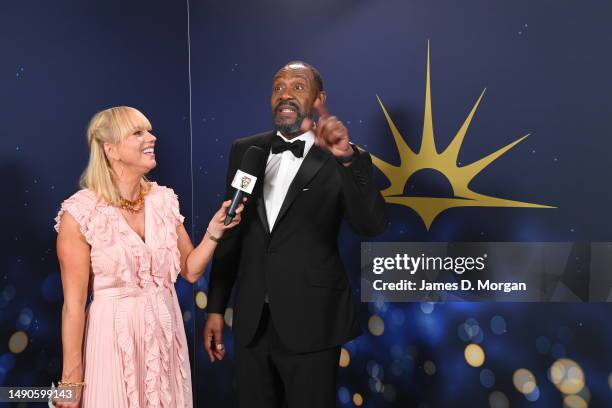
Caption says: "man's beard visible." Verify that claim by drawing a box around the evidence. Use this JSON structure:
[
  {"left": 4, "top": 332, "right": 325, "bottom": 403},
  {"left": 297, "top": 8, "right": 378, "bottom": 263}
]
[
  {"left": 272, "top": 103, "right": 312, "bottom": 137},
  {"left": 274, "top": 112, "right": 308, "bottom": 136}
]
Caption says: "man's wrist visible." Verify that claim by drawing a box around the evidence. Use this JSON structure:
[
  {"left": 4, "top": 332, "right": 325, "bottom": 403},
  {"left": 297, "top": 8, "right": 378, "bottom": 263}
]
[{"left": 335, "top": 144, "right": 358, "bottom": 164}]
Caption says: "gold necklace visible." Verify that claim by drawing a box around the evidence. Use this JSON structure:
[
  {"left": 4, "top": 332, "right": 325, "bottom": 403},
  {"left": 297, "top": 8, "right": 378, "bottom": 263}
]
[{"left": 119, "top": 189, "right": 146, "bottom": 213}]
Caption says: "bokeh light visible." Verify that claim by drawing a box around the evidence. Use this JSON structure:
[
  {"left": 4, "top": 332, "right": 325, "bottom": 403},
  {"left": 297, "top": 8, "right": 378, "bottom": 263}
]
[
  {"left": 424, "top": 360, "right": 436, "bottom": 375},
  {"left": 480, "top": 368, "right": 495, "bottom": 388},
  {"left": 488, "top": 390, "right": 509, "bottom": 408},
  {"left": 490, "top": 315, "right": 506, "bottom": 335},
  {"left": 549, "top": 358, "right": 585, "bottom": 395},
  {"left": 368, "top": 377, "right": 383, "bottom": 393},
  {"left": 459, "top": 318, "right": 484, "bottom": 343},
  {"left": 17, "top": 307, "right": 33, "bottom": 330},
  {"left": 464, "top": 343, "right": 485, "bottom": 367},
  {"left": 368, "top": 315, "right": 384, "bottom": 336},
  {"left": 524, "top": 385, "right": 540, "bottom": 402},
  {"left": 337, "top": 386, "right": 350, "bottom": 404},
  {"left": 8, "top": 331, "right": 28, "bottom": 353},
  {"left": 339, "top": 347, "right": 351, "bottom": 368},
  {"left": 367, "top": 361, "right": 384, "bottom": 381},
  {"left": 575, "top": 386, "right": 591, "bottom": 404},
  {"left": 513, "top": 368, "right": 537, "bottom": 394},
  {"left": 563, "top": 394, "right": 588, "bottom": 408},
  {"left": 195, "top": 291, "right": 207, "bottom": 309},
  {"left": 352, "top": 393, "right": 363, "bottom": 406},
  {"left": 419, "top": 302, "right": 434, "bottom": 314}
]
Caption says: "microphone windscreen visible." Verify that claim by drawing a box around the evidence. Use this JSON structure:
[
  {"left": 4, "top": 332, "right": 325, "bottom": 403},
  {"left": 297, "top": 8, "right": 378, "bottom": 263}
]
[{"left": 239, "top": 146, "right": 267, "bottom": 176}]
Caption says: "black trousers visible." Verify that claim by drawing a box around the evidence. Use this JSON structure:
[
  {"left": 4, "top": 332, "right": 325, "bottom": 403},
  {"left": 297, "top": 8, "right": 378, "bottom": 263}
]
[{"left": 235, "top": 304, "right": 341, "bottom": 408}]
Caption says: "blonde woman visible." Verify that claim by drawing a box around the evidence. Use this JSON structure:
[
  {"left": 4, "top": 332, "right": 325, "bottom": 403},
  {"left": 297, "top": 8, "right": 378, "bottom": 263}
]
[{"left": 53, "top": 106, "right": 242, "bottom": 407}]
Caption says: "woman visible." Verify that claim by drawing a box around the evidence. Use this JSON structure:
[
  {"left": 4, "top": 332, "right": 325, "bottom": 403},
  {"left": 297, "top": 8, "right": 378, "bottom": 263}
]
[{"left": 53, "top": 106, "right": 240, "bottom": 407}]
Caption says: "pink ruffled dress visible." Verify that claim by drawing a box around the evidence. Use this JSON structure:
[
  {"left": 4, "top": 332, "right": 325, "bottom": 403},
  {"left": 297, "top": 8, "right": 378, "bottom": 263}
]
[{"left": 54, "top": 182, "right": 192, "bottom": 407}]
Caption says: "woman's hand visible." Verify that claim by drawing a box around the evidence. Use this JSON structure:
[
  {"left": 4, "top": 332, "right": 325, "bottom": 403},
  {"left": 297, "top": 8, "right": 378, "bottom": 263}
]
[
  {"left": 207, "top": 198, "right": 246, "bottom": 239},
  {"left": 177, "top": 197, "right": 247, "bottom": 283}
]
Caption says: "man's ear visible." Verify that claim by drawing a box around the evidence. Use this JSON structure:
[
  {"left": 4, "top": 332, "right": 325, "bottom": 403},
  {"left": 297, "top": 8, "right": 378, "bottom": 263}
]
[{"left": 317, "top": 91, "right": 327, "bottom": 106}]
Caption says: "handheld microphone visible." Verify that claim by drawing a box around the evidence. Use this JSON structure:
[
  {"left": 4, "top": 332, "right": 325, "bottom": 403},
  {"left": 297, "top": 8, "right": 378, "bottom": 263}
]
[{"left": 224, "top": 146, "right": 267, "bottom": 225}]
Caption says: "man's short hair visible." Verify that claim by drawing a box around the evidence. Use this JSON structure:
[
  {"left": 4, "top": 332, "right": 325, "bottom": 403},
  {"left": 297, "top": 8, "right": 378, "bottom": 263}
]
[{"left": 283, "top": 61, "right": 324, "bottom": 92}]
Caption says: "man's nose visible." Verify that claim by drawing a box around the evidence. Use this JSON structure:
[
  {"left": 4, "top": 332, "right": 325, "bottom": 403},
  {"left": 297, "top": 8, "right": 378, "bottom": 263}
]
[{"left": 280, "top": 87, "right": 294, "bottom": 100}]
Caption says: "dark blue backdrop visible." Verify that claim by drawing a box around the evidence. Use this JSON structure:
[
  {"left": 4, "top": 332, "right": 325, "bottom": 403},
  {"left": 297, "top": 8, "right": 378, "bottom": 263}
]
[
  {"left": 1, "top": 0, "right": 611, "bottom": 407},
  {"left": 0, "top": 0, "right": 194, "bottom": 404},
  {"left": 189, "top": 0, "right": 611, "bottom": 407}
]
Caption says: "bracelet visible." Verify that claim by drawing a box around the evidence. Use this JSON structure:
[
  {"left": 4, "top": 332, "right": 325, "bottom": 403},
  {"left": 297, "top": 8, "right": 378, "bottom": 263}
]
[
  {"left": 58, "top": 380, "right": 85, "bottom": 387},
  {"left": 206, "top": 229, "right": 221, "bottom": 242}
]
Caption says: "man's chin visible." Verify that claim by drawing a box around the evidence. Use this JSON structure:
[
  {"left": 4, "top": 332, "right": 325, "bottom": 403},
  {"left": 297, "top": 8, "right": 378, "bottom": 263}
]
[{"left": 274, "top": 121, "right": 301, "bottom": 136}]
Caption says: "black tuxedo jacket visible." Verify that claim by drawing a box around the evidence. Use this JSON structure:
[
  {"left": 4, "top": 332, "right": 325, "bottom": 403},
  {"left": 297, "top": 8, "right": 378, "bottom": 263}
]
[{"left": 207, "top": 131, "right": 388, "bottom": 353}]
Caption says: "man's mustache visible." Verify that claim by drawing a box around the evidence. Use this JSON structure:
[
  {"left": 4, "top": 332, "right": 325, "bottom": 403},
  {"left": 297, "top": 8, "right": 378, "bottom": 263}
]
[{"left": 274, "top": 100, "right": 302, "bottom": 113}]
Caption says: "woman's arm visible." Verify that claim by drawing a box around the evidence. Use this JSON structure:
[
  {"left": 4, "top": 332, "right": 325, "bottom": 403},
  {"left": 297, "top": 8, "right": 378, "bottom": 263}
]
[
  {"left": 55, "top": 212, "right": 91, "bottom": 405},
  {"left": 178, "top": 200, "right": 244, "bottom": 283}
]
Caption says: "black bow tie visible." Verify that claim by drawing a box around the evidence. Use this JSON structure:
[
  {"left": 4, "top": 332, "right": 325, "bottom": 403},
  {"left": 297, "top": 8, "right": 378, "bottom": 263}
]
[{"left": 270, "top": 136, "right": 305, "bottom": 158}]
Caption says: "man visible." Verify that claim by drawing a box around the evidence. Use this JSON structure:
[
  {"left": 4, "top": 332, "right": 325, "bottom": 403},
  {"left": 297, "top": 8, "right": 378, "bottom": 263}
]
[{"left": 204, "top": 61, "right": 388, "bottom": 408}]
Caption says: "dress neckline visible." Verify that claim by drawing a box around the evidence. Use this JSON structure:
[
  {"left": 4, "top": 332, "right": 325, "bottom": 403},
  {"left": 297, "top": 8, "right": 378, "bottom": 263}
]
[{"left": 114, "top": 185, "right": 153, "bottom": 247}]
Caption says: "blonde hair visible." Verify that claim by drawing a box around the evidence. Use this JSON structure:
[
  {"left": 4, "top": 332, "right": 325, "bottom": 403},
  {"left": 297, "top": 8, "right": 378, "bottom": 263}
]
[{"left": 79, "top": 106, "right": 152, "bottom": 205}]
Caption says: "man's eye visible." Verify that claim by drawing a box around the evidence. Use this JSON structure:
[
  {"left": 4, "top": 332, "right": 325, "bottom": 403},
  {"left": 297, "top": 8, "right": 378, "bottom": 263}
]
[
  {"left": 294, "top": 84, "right": 304, "bottom": 91},
  {"left": 273, "top": 85, "right": 283, "bottom": 92}
]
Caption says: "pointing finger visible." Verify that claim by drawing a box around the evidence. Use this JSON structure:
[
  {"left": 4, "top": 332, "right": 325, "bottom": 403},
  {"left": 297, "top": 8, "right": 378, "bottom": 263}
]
[
  {"left": 300, "top": 117, "right": 314, "bottom": 134},
  {"left": 313, "top": 98, "right": 330, "bottom": 119}
]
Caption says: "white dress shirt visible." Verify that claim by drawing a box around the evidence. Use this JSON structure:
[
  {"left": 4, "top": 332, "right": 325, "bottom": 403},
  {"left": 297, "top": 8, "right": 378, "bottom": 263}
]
[{"left": 263, "top": 130, "right": 315, "bottom": 230}]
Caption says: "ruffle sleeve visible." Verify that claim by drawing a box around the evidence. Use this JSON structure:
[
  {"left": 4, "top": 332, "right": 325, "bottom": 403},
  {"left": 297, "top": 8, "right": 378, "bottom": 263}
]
[
  {"left": 54, "top": 189, "right": 98, "bottom": 245},
  {"left": 169, "top": 189, "right": 185, "bottom": 226}
]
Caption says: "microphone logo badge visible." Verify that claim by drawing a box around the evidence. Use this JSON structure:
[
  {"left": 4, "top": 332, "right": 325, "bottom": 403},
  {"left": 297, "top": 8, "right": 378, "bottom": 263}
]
[
  {"left": 241, "top": 176, "right": 252, "bottom": 189},
  {"left": 232, "top": 169, "right": 258, "bottom": 195}
]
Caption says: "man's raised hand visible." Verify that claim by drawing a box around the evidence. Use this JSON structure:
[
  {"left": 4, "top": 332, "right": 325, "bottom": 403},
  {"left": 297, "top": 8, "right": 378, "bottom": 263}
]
[{"left": 301, "top": 100, "right": 354, "bottom": 159}]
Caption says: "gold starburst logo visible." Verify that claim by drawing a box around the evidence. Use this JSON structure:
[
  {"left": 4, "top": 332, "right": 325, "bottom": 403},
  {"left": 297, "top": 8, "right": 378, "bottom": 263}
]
[{"left": 370, "top": 44, "right": 554, "bottom": 230}]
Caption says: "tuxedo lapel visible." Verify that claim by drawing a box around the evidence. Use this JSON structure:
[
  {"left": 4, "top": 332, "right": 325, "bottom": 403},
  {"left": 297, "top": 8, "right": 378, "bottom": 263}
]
[
  {"left": 256, "top": 195, "right": 270, "bottom": 234},
  {"left": 252, "top": 132, "right": 275, "bottom": 234},
  {"left": 273, "top": 145, "right": 330, "bottom": 231}
]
